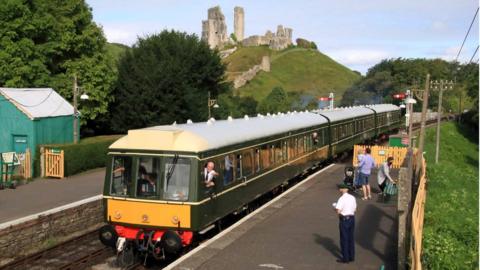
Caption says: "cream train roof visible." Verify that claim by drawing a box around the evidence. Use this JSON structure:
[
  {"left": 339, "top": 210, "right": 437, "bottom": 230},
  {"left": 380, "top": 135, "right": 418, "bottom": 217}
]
[{"left": 109, "top": 105, "right": 399, "bottom": 153}]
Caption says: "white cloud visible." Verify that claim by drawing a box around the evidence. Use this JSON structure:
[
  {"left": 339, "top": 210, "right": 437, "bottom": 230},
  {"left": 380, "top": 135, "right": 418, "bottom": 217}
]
[
  {"left": 328, "top": 49, "right": 390, "bottom": 66},
  {"left": 102, "top": 26, "right": 138, "bottom": 45},
  {"left": 440, "top": 46, "right": 461, "bottom": 61}
]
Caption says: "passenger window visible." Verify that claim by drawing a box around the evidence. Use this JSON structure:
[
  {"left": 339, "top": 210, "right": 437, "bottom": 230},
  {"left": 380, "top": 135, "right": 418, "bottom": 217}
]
[
  {"left": 289, "top": 139, "right": 296, "bottom": 159},
  {"left": 298, "top": 137, "right": 304, "bottom": 154},
  {"left": 282, "top": 141, "right": 288, "bottom": 160},
  {"left": 260, "top": 145, "right": 270, "bottom": 169},
  {"left": 242, "top": 151, "right": 253, "bottom": 177},
  {"left": 223, "top": 154, "right": 234, "bottom": 186},
  {"left": 274, "top": 143, "right": 282, "bottom": 164},
  {"left": 236, "top": 154, "right": 242, "bottom": 179},
  {"left": 111, "top": 156, "right": 133, "bottom": 196},
  {"left": 163, "top": 157, "right": 190, "bottom": 201},
  {"left": 137, "top": 157, "right": 161, "bottom": 198},
  {"left": 255, "top": 149, "right": 261, "bottom": 172}
]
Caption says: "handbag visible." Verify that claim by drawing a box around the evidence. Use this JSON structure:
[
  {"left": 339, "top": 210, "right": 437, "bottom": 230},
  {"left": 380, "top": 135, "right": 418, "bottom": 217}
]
[{"left": 384, "top": 181, "right": 398, "bottom": 195}]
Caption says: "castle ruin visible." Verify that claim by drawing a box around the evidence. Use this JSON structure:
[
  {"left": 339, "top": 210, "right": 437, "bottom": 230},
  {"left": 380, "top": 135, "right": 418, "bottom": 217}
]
[
  {"left": 201, "top": 6, "right": 293, "bottom": 51},
  {"left": 202, "top": 6, "right": 229, "bottom": 49},
  {"left": 234, "top": 7, "right": 244, "bottom": 41}
]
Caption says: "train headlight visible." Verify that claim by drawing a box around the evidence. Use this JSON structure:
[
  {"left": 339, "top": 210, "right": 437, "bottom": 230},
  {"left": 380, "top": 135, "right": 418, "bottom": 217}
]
[
  {"left": 114, "top": 211, "right": 122, "bottom": 220},
  {"left": 142, "top": 214, "right": 149, "bottom": 223},
  {"left": 171, "top": 216, "right": 179, "bottom": 225}
]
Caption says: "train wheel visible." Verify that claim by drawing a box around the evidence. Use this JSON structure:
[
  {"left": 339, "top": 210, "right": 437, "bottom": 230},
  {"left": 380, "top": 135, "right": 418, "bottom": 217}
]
[{"left": 99, "top": 225, "right": 118, "bottom": 248}]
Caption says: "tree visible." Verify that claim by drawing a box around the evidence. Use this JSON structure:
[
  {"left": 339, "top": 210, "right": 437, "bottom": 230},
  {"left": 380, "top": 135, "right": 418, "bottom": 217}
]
[
  {"left": 257, "top": 87, "right": 290, "bottom": 114},
  {"left": 110, "top": 30, "right": 229, "bottom": 132},
  {"left": 0, "top": 0, "right": 116, "bottom": 124},
  {"left": 216, "top": 93, "right": 257, "bottom": 119}
]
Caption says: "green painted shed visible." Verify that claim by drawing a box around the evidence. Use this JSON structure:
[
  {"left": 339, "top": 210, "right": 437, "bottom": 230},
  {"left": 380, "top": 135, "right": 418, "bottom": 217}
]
[{"left": 0, "top": 88, "right": 78, "bottom": 176}]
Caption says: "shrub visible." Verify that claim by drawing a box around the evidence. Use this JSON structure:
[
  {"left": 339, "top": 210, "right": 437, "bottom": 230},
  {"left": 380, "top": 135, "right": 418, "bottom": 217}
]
[{"left": 35, "top": 135, "right": 122, "bottom": 177}]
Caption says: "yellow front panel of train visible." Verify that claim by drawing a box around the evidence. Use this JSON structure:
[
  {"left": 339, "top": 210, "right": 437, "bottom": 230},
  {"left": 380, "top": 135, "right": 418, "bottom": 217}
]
[{"left": 107, "top": 199, "right": 191, "bottom": 228}]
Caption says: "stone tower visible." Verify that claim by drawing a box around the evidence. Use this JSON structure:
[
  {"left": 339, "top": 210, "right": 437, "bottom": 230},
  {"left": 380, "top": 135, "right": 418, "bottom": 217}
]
[
  {"left": 201, "top": 6, "right": 229, "bottom": 49},
  {"left": 234, "top": 6, "right": 244, "bottom": 42}
]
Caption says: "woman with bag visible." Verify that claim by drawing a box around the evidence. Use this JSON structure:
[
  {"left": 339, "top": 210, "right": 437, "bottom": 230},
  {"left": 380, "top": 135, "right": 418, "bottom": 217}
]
[{"left": 377, "top": 157, "right": 396, "bottom": 199}]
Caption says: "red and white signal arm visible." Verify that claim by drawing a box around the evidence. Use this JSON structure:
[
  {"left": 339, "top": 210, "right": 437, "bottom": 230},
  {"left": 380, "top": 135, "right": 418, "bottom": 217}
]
[{"left": 318, "top": 97, "right": 332, "bottom": 101}]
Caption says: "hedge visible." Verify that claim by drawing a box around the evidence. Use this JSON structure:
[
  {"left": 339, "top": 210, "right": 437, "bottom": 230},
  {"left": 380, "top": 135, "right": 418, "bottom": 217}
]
[{"left": 34, "top": 135, "right": 122, "bottom": 177}]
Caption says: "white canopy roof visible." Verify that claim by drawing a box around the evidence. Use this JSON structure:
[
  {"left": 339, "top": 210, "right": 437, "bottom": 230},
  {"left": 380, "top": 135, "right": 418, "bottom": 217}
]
[{"left": 0, "top": 88, "right": 74, "bottom": 119}]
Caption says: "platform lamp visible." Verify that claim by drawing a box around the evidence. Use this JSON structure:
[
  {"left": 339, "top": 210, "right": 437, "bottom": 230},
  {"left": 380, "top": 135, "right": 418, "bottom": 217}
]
[
  {"left": 207, "top": 91, "right": 219, "bottom": 120},
  {"left": 404, "top": 92, "right": 417, "bottom": 148},
  {"left": 73, "top": 75, "right": 89, "bottom": 144}
]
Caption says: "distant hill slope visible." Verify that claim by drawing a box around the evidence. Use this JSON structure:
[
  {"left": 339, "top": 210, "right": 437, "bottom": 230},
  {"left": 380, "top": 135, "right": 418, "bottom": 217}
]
[
  {"left": 106, "top": 43, "right": 128, "bottom": 65},
  {"left": 224, "top": 46, "right": 361, "bottom": 101}
]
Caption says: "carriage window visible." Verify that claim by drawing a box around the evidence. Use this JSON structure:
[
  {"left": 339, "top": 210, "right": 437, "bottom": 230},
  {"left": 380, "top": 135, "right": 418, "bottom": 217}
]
[
  {"left": 283, "top": 141, "right": 288, "bottom": 160},
  {"left": 111, "top": 156, "right": 133, "bottom": 196},
  {"left": 297, "top": 136, "right": 304, "bottom": 155},
  {"left": 163, "top": 157, "right": 190, "bottom": 201},
  {"left": 289, "top": 139, "right": 296, "bottom": 159},
  {"left": 255, "top": 149, "right": 261, "bottom": 172},
  {"left": 260, "top": 145, "right": 270, "bottom": 169},
  {"left": 236, "top": 154, "right": 242, "bottom": 179},
  {"left": 273, "top": 143, "right": 282, "bottom": 164},
  {"left": 242, "top": 151, "right": 253, "bottom": 177},
  {"left": 137, "top": 157, "right": 161, "bottom": 198},
  {"left": 223, "top": 154, "right": 234, "bottom": 185},
  {"left": 303, "top": 136, "right": 308, "bottom": 152}
]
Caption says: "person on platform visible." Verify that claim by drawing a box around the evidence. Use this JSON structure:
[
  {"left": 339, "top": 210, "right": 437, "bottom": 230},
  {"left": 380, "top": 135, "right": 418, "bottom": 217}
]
[
  {"left": 377, "top": 157, "right": 395, "bottom": 194},
  {"left": 358, "top": 148, "right": 376, "bottom": 200},
  {"left": 333, "top": 183, "right": 357, "bottom": 264}
]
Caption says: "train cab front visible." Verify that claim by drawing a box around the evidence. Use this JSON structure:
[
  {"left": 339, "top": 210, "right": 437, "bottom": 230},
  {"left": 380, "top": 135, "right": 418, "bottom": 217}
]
[{"left": 99, "top": 154, "right": 196, "bottom": 259}]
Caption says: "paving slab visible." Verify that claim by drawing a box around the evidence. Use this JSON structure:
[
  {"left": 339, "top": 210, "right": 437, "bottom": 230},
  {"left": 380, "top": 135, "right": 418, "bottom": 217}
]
[{"left": 0, "top": 168, "right": 105, "bottom": 223}]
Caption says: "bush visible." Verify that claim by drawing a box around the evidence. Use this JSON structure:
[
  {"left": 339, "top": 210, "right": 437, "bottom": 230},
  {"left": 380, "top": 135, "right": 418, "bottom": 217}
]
[
  {"left": 35, "top": 135, "right": 122, "bottom": 177},
  {"left": 296, "top": 38, "right": 317, "bottom": 49}
]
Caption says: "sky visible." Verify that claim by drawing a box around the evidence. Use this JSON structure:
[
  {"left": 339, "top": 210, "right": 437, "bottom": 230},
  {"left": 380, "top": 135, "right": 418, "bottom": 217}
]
[{"left": 86, "top": 0, "right": 479, "bottom": 74}]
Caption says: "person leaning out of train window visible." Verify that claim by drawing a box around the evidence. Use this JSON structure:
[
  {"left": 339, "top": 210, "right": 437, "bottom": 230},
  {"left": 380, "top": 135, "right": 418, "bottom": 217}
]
[
  {"left": 204, "top": 161, "right": 218, "bottom": 188},
  {"left": 377, "top": 157, "right": 396, "bottom": 194}
]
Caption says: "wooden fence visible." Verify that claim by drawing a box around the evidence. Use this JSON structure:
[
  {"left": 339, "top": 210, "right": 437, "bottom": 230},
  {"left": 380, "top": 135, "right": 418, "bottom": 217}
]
[
  {"left": 353, "top": 145, "right": 408, "bottom": 168},
  {"left": 409, "top": 155, "right": 427, "bottom": 270},
  {"left": 44, "top": 148, "right": 64, "bottom": 178}
]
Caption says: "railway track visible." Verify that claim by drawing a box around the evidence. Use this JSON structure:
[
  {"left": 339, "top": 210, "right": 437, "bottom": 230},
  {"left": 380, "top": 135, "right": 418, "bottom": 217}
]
[{"left": 0, "top": 230, "right": 113, "bottom": 270}]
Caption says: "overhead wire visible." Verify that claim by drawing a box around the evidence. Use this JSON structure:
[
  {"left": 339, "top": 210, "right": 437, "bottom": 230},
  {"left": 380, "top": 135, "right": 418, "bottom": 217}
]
[
  {"left": 455, "top": 7, "right": 479, "bottom": 62},
  {"left": 468, "top": 45, "right": 479, "bottom": 63}
]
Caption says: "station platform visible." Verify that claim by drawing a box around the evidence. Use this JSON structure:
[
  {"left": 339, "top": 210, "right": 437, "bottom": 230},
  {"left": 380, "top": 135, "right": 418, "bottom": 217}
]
[
  {"left": 166, "top": 163, "right": 398, "bottom": 270},
  {"left": 0, "top": 168, "right": 104, "bottom": 224}
]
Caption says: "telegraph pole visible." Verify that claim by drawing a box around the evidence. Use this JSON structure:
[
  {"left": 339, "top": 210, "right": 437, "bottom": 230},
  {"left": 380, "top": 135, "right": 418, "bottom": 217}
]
[
  {"left": 431, "top": 80, "right": 454, "bottom": 163},
  {"left": 73, "top": 75, "right": 78, "bottom": 144}
]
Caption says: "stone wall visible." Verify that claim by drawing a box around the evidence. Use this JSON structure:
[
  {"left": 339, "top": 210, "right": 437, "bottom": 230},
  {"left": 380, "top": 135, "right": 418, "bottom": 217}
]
[
  {"left": 242, "top": 25, "right": 293, "bottom": 50},
  {"left": 0, "top": 198, "right": 104, "bottom": 266},
  {"left": 234, "top": 56, "right": 270, "bottom": 88}
]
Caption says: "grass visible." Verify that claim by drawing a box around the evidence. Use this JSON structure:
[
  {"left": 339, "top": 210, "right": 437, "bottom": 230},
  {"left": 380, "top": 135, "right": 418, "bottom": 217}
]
[
  {"left": 224, "top": 46, "right": 361, "bottom": 102},
  {"left": 105, "top": 42, "right": 129, "bottom": 65},
  {"left": 421, "top": 122, "right": 479, "bottom": 269}
]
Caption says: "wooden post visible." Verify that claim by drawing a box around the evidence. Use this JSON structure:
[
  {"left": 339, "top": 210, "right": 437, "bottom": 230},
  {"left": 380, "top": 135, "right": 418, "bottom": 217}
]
[
  {"left": 415, "top": 74, "right": 430, "bottom": 179},
  {"left": 434, "top": 81, "right": 444, "bottom": 164},
  {"left": 40, "top": 147, "right": 45, "bottom": 178}
]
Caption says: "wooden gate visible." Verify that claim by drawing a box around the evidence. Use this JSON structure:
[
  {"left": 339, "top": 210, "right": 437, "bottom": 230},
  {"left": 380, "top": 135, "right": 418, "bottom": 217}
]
[
  {"left": 45, "top": 148, "right": 64, "bottom": 178},
  {"left": 17, "top": 149, "right": 32, "bottom": 179},
  {"left": 353, "top": 145, "right": 408, "bottom": 168}
]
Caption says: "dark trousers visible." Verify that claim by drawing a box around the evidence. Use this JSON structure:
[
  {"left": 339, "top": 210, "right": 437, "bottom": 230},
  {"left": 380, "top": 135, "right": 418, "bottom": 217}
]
[
  {"left": 379, "top": 181, "right": 386, "bottom": 193},
  {"left": 339, "top": 216, "right": 355, "bottom": 262}
]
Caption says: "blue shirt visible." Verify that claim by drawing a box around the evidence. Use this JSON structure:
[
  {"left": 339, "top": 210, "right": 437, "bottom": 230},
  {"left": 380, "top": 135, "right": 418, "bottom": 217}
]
[{"left": 359, "top": 154, "right": 375, "bottom": 175}]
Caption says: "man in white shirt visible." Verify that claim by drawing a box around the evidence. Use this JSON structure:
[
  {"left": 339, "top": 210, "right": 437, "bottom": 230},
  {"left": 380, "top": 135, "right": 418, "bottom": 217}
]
[{"left": 333, "top": 183, "right": 357, "bottom": 263}]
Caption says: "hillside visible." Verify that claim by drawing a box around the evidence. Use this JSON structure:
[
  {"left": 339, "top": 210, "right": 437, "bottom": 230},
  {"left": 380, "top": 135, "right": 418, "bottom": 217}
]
[
  {"left": 224, "top": 46, "right": 361, "bottom": 101},
  {"left": 105, "top": 43, "right": 129, "bottom": 64}
]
